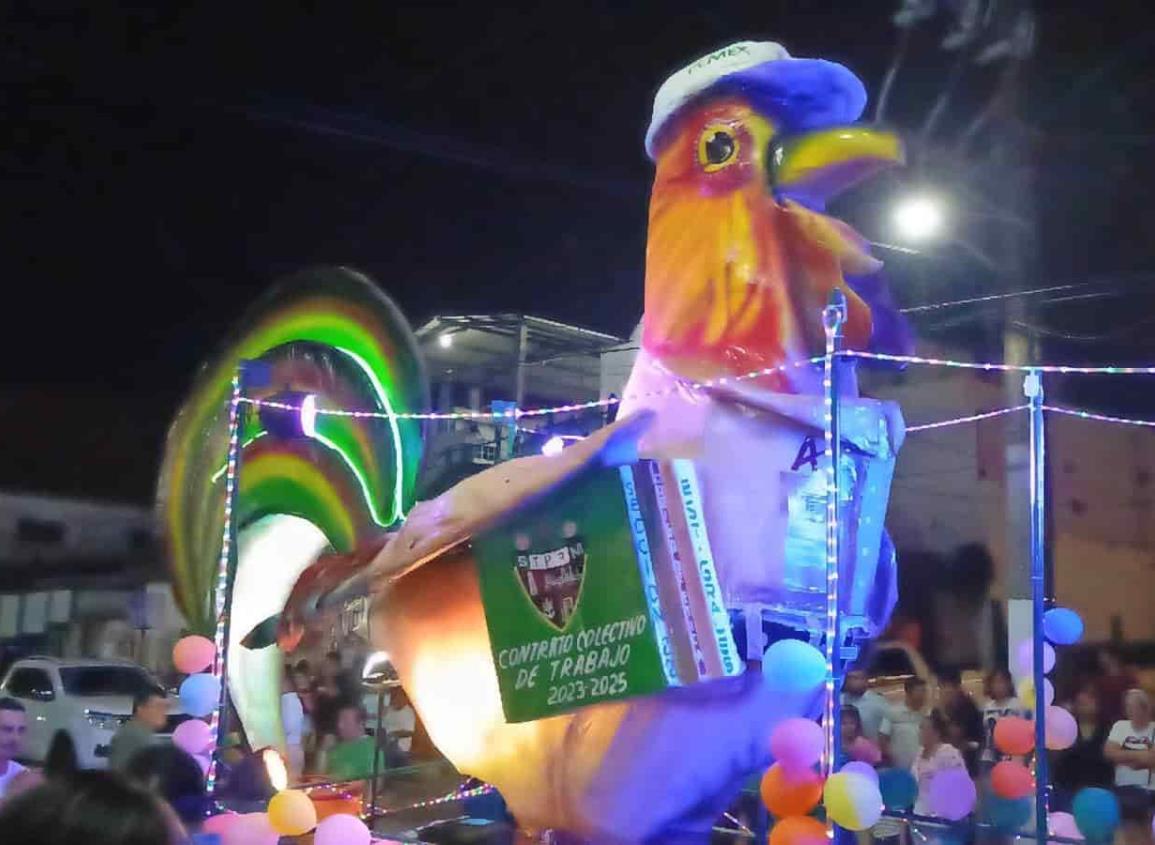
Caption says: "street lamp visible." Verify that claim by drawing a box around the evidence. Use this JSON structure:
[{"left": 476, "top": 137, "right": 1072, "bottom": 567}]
[
  {"left": 893, "top": 194, "right": 946, "bottom": 242},
  {"left": 438, "top": 333, "right": 454, "bottom": 349}
]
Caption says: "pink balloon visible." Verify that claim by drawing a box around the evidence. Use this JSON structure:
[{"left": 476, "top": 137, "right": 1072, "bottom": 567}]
[
  {"left": 173, "top": 635, "right": 216, "bottom": 675},
  {"left": 1045, "top": 706, "right": 1078, "bottom": 751},
  {"left": 315, "top": 813, "right": 371, "bottom": 845},
  {"left": 928, "top": 767, "right": 976, "bottom": 821},
  {"left": 770, "top": 718, "right": 824, "bottom": 772},
  {"left": 1048, "top": 811, "right": 1083, "bottom": 841},
  {"left": 221, "top": 813, "right": 277, "bottom": 845},
  {"left": 841, "top": 760, "right": 880, "bottom": 784},
  {"left": 173, "top": 718, "right": 213, "bottom": 756},
  {"left": 850, "top": 736, "right": 882, "bottom": 765},
  {"left": 193, "top": 754, "right": 210, "bottom": 777},
  {"left": 1016, "top": 639, "right": 1056, "bottom": 677},
  {"left": 202, "top": 813, "right": 238, "bottom": 835}
]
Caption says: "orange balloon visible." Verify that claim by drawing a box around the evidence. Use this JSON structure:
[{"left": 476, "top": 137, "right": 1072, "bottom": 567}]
[
  {"left": 770, "top": 815, "right": 829, "bottom": 845},
  {"left": 993, "top": 716, "right": 1035, "bottom": 756},
  {"left": 761, "top": 764, "right": 824, "bottom": 818},
  {"left": 991, "top": 761, "right": 1034, "bottom": 800}
]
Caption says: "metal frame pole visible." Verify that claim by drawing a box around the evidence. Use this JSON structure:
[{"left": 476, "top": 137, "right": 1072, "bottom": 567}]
[
  {"left": 1025, "top": 369, "right": 1048, "bottom": 845},
  {"left": 823, "top": 291, "right": 847, "bottom": 779}
]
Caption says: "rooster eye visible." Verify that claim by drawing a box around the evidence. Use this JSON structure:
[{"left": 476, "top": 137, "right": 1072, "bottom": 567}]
[{"left": 698, "top": 127, "right": 739, "bottom": 171}]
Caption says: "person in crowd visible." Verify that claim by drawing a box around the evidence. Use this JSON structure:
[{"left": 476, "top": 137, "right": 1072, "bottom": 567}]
[
  {"left": 881, "top": 676, "right": 929, "bottom": 771},
  {"left": 280, "top": 666, "right": 306, "bottom": 780},
  {"left": 109, "top": 687, "right": 169, "bottom": 772},
  {"left": 0, "top": 697, "right": 40, "bottom": 800},
  {"left": 314, "top": 650, "right": 359, "bottom": 737},
  {"left": 124, "top": 745, "right": 212, "bottom": 834},
  {"left": 842, "top": 667, "right": 890, "bottom": 742},
  {"left": 0, "top": 769, "right": 184, "bottom": 844},
  {"left": 383, "top": 687, "right": 417, "bottom": 766},
  {"left": 979, "top": 668, "right": 1022, "bottom": 770},
  {"left": 938, "top": 666, "right": 983, "bottom": 775},
  {"left": 319, "top": 700, "right": 377, "bottom": 781},
  {"left": 1095, "top": 647, "right": 1139, "bottom": 727},
  {"left": 1051, "top": 686, "right": 1112, "bottom": 809},
  {"left": 44, "top": 728, "right": 78, "bottom": 779},
  {"left": 1105, "top": 688, "right": 1155, "bottom": 794},
  {"left": 838, "top": 704, "right": 865, "bottom": 767},
  {"left": 913, "top": 710, "right": 967, "bottom": 820}
]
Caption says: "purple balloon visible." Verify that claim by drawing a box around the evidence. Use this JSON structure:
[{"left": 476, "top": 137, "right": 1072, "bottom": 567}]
[
  {"left": 841, "top": 761, "right": 880, "bottom": 784},
  {"left": 928, "top": 767, "right": 976, "bottom": 821},
  {"left": 1015, "top": 639, "right": 1056, "bottom": 677}
]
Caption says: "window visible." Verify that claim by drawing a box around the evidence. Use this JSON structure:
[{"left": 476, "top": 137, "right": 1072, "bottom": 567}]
[
  {"left": 59, "top": 667, "right": 153, "bottom": 697},
  {"left": 15, "top": 519, "right": 65, "bottom": 545},
  {"left": 5, "top": 667, "right": 55, "bottom": 701}
]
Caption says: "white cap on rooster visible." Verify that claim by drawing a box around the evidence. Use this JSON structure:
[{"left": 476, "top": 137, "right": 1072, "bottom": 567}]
[{"left": 645, "top": 40, "right": 868, "bottom": 159}]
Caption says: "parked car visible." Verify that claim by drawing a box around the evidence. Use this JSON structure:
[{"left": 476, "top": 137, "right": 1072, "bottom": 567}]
[
  {"left": 0, "top": 656, "right": 188, "bottom": 769},
  {"left": 860, "top": 640, "right": 984, "bottom": 706}
]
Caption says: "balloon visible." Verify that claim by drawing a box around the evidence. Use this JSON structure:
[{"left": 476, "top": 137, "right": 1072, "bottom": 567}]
[
  {"left": 1048, "top": 811, "right": 1083, "bottom": 841},
  {"left": 986, "top": 796, "right": 1032, "bottom": 833},
  {"left": 267, "top": 789, "right": 318, "bottom": 836},
  {"left": 1072, "top": 788, "right": 1119, "bottom": 842},
  {"left": 928, "top": 768, "right": 976, "bottom": 821},
  {"left": 172, "top": 635, "right": 216, "bottom": 674},
  {"left": 1016, "top": 640, "right": 1056, "bottom": 677},
  {"left": 221, "top": 813, "right": 277, "bottom": 845},
  {"left": 770, "top": 816, "right": 829, "bottom": 845},
  {"left": 841, "top": 761, "right": 879, "bottom": 784},
  {"left": 994, "top": 716, "right": 1035, "bottom": 756},
  {"left": 179, "top": 673, "right": 221, "bottom": 718},
  {"left": 770, "top": 718, "right": 825, "bottom": 773},
  {"left": 878, "top": 768, "right": 918, "bottom": 811},
  {"left": 850, "top": 736, "right": 882, "bottom": 765},
  {"left": 315, "top": 813, "right": 371, "bottom": 845},
  {"left": 761, "top": 764, "right": 823, "bottom": 817},
  {"left": 991, "top": 761, "right": 1034, "bottom": 800},
  {"left": 763, "top": 640, "right": 827, "bottom": 694},
  {"left": 1045, "top": 705, "right": 1078, "bottom": 751},
  {"left": 823, "top": 771, "right": 883, "bottom": 831},
  {"left": 203, "top": 813, "right": 239, "bottom": 836},
  {"left": 172, "top": 718, "right": 213, "bottom": 756},
  {"left": 1017, "top": 676, "right": 1055, "bottom": 708},
  {"left": 1043, "top": 608, "right": 1084, "bottom": 645}
]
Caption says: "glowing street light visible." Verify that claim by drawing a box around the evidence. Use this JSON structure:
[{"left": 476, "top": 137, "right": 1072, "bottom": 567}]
[
  {"left": 438, "top": 333, "right": 454, "bottom": 349},
  {"left": 893, "top": 194, "right": 946, "bottom": 242}
]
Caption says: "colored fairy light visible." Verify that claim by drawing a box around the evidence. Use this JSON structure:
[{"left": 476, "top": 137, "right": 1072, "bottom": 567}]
[
  {"left": 842, "top": 350, "right": 1155, "bottom": 375},
  {"left": 821, "top": 294, "right": 844, "bottom": 779},
  {"left": 905, "top": 405, "right": 1029, "bottom": 432},
  {"left": 207, "top": 372, "right": 243, "bottom": 793},
  {"left": 1043, "top": 405, "right": 1155, "bottom": 427}
]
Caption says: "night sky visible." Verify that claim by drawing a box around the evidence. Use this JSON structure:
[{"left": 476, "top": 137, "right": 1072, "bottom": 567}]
[{"left": 3, "top": 3, "right": 1154, "bottom": 501}]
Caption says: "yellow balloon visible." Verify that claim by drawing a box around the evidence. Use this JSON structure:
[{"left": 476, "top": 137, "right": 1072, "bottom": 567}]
[
  {"left": 824, "top": 772, "right": 882, "bottom": 831},
  {"left": 267, "top": 789, "right": 317, "bottom": 836},
  {"left": 1017, "top": 677, "right": 1054, "bottom": 707}
]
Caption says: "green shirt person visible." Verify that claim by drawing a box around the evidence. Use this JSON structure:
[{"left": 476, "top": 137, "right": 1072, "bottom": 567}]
[
  {"left": 321, "top": 702, "right": 377, "bottom": 782},
  {"left": 109, "top": 687, "right": 168, "bottom": 772}
]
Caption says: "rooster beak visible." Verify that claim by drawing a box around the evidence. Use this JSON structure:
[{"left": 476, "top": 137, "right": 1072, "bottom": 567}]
[{"left": 769, "top": 126, "right": 904, "bottom": 209}]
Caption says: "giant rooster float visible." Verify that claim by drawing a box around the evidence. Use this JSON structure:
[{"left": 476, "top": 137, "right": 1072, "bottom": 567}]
[{"left": 159, "top": 41, "right": 913, "bottom": 842}]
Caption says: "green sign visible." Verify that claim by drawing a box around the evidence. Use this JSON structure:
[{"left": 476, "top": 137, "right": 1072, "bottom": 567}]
[{"left": 474, "top": 465, "right": 676, "bottom": 722}]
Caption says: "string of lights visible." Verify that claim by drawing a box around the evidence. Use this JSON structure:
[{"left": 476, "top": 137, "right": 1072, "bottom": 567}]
[
  {"left": 906, "top": 405, "right": 1028, "bottom": 432},
  {"left": 843, "top": 350, "right": 1155, "bottom": 375},
  {"left": 1043, "top": 405, "right": 1155, "bottom": 427},
  {"left": 206, "top": 374, "right": 243, "bottom": 793}
]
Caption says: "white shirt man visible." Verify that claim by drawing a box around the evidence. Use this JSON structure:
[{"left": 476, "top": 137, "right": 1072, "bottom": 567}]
[
  {"left": 0, "top": 698, "right": 29, "bottom": 799},
  {"left": 1106, "top": 689, "right": 1155, "bottom": 791}
]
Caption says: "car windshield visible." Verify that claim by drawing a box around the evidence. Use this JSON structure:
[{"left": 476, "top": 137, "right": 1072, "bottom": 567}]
[
  {"left": 59, "top": 666, "right": 153, "bottom": 697},
  {"left": 869, "top": 649, "right": 916, "bottom": 678}
]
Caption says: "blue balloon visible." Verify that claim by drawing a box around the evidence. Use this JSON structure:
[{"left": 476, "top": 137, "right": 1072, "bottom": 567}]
[
  {"left": 762, "top": 638, "right": 826, "bottom": 694},
  {"left": 1043, "top": 607, "right": 1084, "bottom": 645},
  {"left": 179, "top": 673, "right": 222, "bottom": 718},
  {"left": 1072, "top": 788, "right": 1120, "bottom": 842},
  {"left": 878, "top": 768, "right": 918, "bottom": 811},
  {"left": 985, "top": 796, "right": 1031, "bottom": 833}
]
